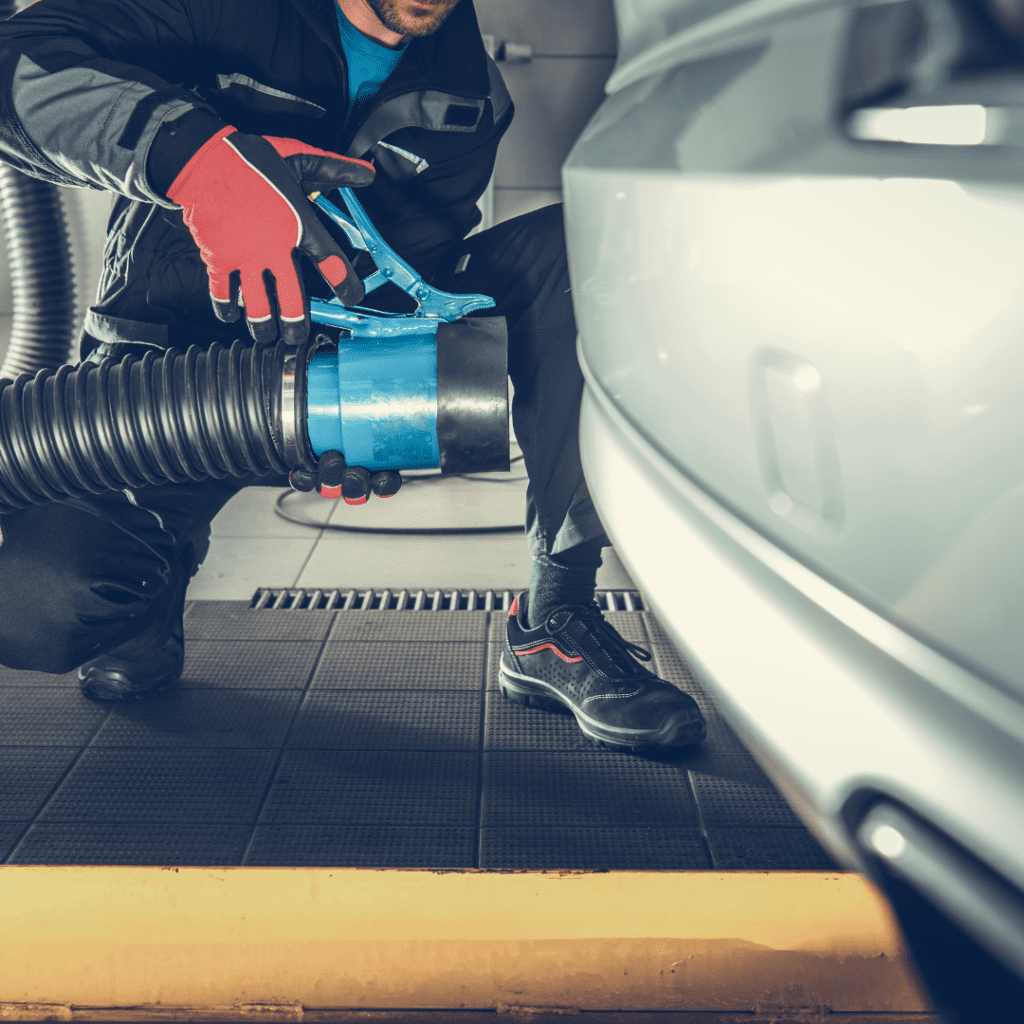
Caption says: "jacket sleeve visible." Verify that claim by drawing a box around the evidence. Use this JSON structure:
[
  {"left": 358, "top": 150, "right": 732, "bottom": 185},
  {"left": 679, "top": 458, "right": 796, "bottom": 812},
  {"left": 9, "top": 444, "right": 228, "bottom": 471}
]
[{"left": 0, "top": 0, "right": 227, "bottom": 206}]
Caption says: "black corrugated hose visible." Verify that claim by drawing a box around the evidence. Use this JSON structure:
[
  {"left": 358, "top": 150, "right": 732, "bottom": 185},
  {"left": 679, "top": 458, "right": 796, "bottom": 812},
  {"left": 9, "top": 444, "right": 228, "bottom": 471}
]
[
  {"left": 0, "top": 0, "right": 79, "bottom": 379},
  {"left": 0, "top": 340, "right": 291, "bottom": 512}
]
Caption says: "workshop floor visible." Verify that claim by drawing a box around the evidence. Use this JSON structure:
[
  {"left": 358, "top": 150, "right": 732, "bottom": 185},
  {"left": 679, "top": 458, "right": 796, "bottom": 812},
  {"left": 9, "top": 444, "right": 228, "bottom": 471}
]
[{"left": 0, "top": 462, "right": 840, "bottom": 870}]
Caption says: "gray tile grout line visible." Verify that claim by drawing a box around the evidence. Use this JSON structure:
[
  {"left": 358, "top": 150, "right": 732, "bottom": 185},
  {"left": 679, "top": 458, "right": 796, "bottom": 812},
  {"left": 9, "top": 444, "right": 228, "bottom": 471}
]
[
  {"left": 287, "top": 522, "right": 326, "bottom": 588},
  {"left": 684, "top": 765, "right": 717, "bottom": 870},
  {"left": 4, "top": 701, "right": 115, "bottom": 864},
  {"left": 238, "top": 614, "right": 336, "bottom": 865}
]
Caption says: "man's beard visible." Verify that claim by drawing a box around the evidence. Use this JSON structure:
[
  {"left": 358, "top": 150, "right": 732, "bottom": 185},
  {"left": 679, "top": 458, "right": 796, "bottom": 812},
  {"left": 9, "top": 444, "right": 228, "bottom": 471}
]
[{"left": 364, "top": 0, "right": 462, "bottom": 37}]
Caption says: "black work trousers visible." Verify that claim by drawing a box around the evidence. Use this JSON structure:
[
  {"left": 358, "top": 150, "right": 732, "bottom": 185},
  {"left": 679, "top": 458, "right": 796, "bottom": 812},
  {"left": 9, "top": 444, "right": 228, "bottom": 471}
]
[{"left": 0, "top": 203, "right": 607, "bottom": 674}]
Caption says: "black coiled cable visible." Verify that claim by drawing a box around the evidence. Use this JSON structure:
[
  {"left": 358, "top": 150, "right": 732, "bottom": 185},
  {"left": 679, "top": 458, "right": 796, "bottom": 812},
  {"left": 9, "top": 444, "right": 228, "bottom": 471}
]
[{"left": 0, "top": 339, "right": 290, "bottom": 511}]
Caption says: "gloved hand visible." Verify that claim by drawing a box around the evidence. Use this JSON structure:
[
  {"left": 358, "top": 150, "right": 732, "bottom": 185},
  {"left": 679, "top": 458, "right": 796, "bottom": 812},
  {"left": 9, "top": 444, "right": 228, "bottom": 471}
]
[
  {"left": 167, "top": 128, "right": 375, "bottom": 345},
  {"left": 288, "top": 450, "right": 402, "bottom": 505}
]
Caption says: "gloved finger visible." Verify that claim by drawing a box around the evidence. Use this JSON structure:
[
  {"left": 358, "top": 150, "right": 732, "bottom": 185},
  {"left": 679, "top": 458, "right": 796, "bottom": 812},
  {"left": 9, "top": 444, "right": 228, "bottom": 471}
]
[
  {"left": 288, "top": 467, "right": 316, "bottom": 493},
  {"left": 209, "top": 268, "right": 241, "bottom": 324},
  {"left": 342, "top": 465, "right": 372, "bottom": 505},
  {"left": 274, "top": 252, "right": 310, "bottom": 346},
  {"left": 370, "top": 470, "right": 402, "bottom": 498},
  {"left": 299, "top": 214, "right": 364, "bottom": 307},
  {"left": 316, "top": 450, "right": 347, "bottom": 499},
  {"left": 265, "top": 138, "right": 375, "bottom": 191},
  {"left": 239, "top": 267, "right": 273, "bottom": 322}
]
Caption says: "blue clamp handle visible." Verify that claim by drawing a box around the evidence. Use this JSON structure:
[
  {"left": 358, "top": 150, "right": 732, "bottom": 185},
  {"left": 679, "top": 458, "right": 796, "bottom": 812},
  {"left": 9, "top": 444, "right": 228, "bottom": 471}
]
[{"left": 309, "top": 188, "right": 494, "bottom": 334}]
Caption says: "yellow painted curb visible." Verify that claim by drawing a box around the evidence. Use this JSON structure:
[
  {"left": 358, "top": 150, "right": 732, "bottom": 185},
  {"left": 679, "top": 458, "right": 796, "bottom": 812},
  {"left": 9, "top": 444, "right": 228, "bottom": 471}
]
[{"left": 0, "top": 868, "right": 931, "bottom": 1014}]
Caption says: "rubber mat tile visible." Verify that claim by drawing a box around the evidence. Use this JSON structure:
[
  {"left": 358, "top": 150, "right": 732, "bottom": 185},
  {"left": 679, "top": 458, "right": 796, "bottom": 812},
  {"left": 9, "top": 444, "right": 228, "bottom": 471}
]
[
  {"left": 484, "top": 691, "right": 597, "bottom": 751},
  {"left": 245, "top": 824, "right": 476, "bottom": 867},
  {"left": 689, "top": 752, "right": 804, "bottom": 828},
  {"left": 486, "top": 640, "right": 503, "bottom": 691},
  {"left": 479, "top": 827, "right": 710, "bottom": 870},
  {"left": 602, "top": 611, "right": 648, "bottom": 645},
  {"left": 259, "top": 750, "right": 478, "bottom": 826},
  {"left": 0, "top": 822, "right": 27, "bottom": 860},
  {"left": 488, "top": 612, "right": 512, "bottom": 644},
  {"left": 643, "top": 612, "right": 675, "bottom": 646},
  {"left": 650, "top": 645, "right": 718, "bottom": 714},
  {"left": 706, "top": 827, "right": 842, "bottom": 870},
  {"left": 328, "top": 611, "right": 487, "bottom": 643},
  {"left": 701, "top": 714, "right": 748, "bottom": 753},
  {"left": 181, "top": 641, "right": 323, "bottom": 689},
  {"left": 0, "top": 667, "right": 79, "bottom": 688},
  {"left": 0, "top": 748, "right": 83, "bottom": 818},
  {"left": 288, "top": 691, "right": 482, "bottom": 751},
  {"left": 37, "top": 748, "right": 278, "bottom": 823},
  {"left": 313, "top": 641, "right": 485, "bottom": 690},
  {"left": 91, "top": 689, "right": 302, "bottom": 749},
  {"left": 481, "top": 752, "right": 699, "bottom": 828},
  {"left": 9, "top": 822, "right": 252, "bottom": 865},
  {"left": 0, "top": 689, "right": 110, "bottom": 745},
  {"left": 185, "top": 602, "right": 336, "bottom": 641}
]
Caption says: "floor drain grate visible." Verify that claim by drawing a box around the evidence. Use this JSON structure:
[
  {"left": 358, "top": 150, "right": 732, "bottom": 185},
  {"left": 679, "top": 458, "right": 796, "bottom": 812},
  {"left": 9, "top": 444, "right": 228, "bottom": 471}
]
[{"left": 250, "top": 588, "right": 645, "bottom": 612}]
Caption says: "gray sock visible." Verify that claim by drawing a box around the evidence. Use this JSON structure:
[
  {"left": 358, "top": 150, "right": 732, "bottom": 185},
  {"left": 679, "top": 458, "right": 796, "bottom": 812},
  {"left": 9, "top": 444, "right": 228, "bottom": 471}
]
[{"left": 527, "top": 540, "right": 604, "bottom": 628}]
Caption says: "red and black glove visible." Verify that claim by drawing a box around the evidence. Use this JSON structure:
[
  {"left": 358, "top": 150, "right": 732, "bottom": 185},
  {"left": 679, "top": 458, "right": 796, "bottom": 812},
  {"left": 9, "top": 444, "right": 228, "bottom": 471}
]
[
  {"left": 288, "top": 450, "right": 402, "bottom": 505},
  {"left": 167, "top": 129, "right": 375, "bottom": 345}
]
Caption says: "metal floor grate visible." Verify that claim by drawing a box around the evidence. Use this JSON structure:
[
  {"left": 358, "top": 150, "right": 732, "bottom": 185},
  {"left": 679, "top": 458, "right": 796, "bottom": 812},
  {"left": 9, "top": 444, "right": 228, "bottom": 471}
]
[{"left": 250, "top": 588, "right": 647, "bottom": 612}]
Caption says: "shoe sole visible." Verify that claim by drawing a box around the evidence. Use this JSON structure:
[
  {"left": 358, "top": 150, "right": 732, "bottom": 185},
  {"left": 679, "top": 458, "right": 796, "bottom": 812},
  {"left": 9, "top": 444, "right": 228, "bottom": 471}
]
[
  {"left": 78, "top": 664, "right": 182, "bottom": 701},
  {"left": 498, "top": 663, "right": 706, "bottom": 752}
]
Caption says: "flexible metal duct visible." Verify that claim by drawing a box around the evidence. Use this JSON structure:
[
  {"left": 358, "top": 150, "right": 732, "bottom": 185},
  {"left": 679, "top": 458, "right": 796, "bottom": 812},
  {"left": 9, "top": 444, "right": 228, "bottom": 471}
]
[{"left": 0, "top": 0, "right": 78, "bottom": 378}]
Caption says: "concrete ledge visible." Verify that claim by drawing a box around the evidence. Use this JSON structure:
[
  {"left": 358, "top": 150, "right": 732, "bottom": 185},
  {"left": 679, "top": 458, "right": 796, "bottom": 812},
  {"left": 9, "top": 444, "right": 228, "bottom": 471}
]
[{"left": 0, "top": 869, "right": 931, "bottom": 1015}]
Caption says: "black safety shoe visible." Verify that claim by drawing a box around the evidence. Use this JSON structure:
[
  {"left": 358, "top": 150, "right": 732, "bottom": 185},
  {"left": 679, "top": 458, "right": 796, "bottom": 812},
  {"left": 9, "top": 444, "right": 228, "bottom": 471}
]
[
  {"left": 78, "top": 531, "right": 209, "bottom": 701},
  {"left": 500, "top": 591, "right": 706, "bottom": 752}
]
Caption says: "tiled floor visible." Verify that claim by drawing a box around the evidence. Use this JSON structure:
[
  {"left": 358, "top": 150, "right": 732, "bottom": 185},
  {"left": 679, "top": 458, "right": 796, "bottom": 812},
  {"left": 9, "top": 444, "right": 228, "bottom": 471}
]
[
  {"left": 0, "top": 596, "right": 837, "bottom": 870},
  {"left": 0, "top": 472, "right": 838, "bottom": 870}
]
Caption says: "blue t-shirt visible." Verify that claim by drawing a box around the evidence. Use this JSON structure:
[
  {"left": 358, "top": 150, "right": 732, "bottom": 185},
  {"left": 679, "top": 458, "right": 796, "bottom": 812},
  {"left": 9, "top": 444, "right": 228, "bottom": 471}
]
[{"left": 335, "top": 6, "right": 406, "bottom": 120}]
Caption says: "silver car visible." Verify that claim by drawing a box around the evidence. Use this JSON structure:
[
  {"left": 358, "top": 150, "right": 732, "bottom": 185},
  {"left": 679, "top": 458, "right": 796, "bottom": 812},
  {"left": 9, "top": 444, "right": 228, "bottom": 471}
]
[{"left": 564, "top": 0, "right": 1024, "bottom": 1016}]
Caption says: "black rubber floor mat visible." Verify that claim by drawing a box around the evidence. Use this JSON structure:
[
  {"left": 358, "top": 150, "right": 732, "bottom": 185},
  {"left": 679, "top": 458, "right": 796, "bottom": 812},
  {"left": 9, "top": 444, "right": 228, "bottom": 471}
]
[
  {"left": 479, "top": 826, "right": 711, "bottom": 870},
  {"left": 328, "top": 611, "right": 487, "bottom": 643},
  {"left": 1, "top": 688, "right": 110, "bottom": 745},
  {"left": 185, "top": 603, "right": 336, "bottom": 641},
  {"left": 91, "top": 689, "right": 303, "bottom": 749},
  {"left": 0, "top": 747, "right": 80, "bottom": 818},
  {"left": 706, "top": 827, "right": 840, "bottom": 870},
  {"left": 245, "top": 824, "right": 476, "bottom": 867},
  {"left": 0, "top": 666, "right": 80, "bottom": 688},
  {"left": 0, "top": 599, "right": 841, "bottom": 870},
  {"left": 258, "top": 749, "right": 479, "bottom": 827},
  {"left": 37, "top": 747, "right": 278, "bottom": 823},
  {"left": 9, "top": 822, "right": 252, "bottom": 865},
  {"left": 481, "top": 752, "right": 700, "bottom": 828},
  {"left": 484, "top": 691, "right": 605, "bottom": 752},
  {"left": 181, "top": 640, "right": 324, "bottom": 689},
  {"left": 0, "top": 822, "right": 24, "bottom": 860},
  {"left": 313, "top": 641, "right": 485, "bottom": 690},
  {"left": 689, "top": 752, "right": 807, "bottom": 829},
  {"left": 288, "top": 690, "right": 482, "bottom": 751}
]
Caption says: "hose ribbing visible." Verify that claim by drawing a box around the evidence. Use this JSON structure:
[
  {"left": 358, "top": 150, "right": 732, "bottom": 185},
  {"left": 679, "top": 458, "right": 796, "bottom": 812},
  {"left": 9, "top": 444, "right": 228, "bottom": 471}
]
[
  {"left": 0, "top": 0, "right": 79, "bottom": 377},
  {"left": 0, "top": 339, "right": 290, "bottom": 511}
]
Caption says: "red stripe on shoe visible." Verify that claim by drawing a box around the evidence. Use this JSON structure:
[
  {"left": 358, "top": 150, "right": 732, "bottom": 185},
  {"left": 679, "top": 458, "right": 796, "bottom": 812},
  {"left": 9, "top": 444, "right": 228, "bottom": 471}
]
[
  {"left": 344, "top": 495, "right": 368, "bottom": 505},
  {"left": 319, "top": 484, "right": 342, "bottom": 499},
  {"left": 517, "top": 642, "right": 583, "bottom": 663},
  {"left": 508, "top": 595, "right": 519, "bottom": 618}
]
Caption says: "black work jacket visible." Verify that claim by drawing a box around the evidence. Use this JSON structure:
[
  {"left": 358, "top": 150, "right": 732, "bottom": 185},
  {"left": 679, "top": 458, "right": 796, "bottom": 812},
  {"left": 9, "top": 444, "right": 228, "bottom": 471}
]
[{"left": 0, "top": 0, "right": 512, "bottom": 354}]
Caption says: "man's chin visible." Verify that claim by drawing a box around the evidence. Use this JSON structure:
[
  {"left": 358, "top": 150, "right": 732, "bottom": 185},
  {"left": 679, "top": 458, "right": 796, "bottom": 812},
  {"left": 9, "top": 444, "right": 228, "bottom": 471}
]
[{"left": 367, "top": 0, "right": 462, "bottom": 37}]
